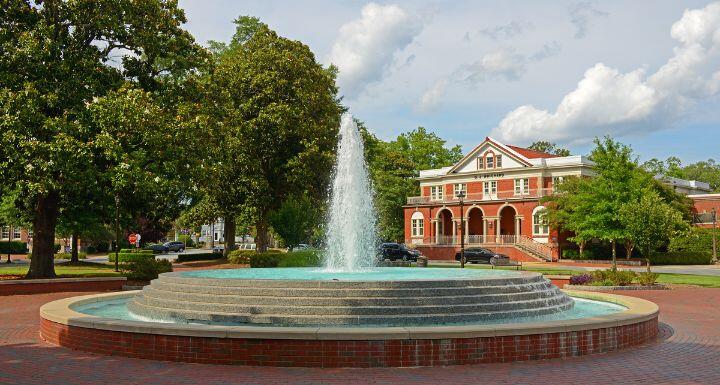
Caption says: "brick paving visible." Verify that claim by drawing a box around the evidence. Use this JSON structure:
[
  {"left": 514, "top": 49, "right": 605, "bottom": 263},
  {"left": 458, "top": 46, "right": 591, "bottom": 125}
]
[{"left": 1, "top": 289, "right": 719, "bottom": 384}]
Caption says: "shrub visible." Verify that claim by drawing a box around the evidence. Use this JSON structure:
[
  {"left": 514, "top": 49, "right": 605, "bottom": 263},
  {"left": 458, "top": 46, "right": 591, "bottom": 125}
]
[
  {"left": 177, "top": 234, "right": 195, "bottom": 248},
  {"left": 0, "top": 241, "right": 28, "bottom": 254},
  {"left": 592, "top": 269, "right": 636, "bottom": 286},
  {"left": 54, "top": 244, "right": 61, "bottom": 252},
  {"left": 122, "top": 258, "right": 172, "bottom": 281},
  {"left": 637, "top": 272, "right": 659, "bottom": 286},
  {"left": 569, "top": 273, "right": 593, "bottom": 285},
  {"left": 120, "top": 248, "right": 148, "bottom": 253},
  {"left": 249, "top": 253, "right": 282, "bottom": 268},
  {"left": 227, "top": 249, "right": 256, "bottom": 264},
  {"left": 277, "top": 251, "right": 321, "bottom": 267},
  {"left": 53, "top": 252, "right": 87, "bottom": 260},
  {"left": 669, "top": 227, "right": 714, "bottom": 253},
  {"left": 108, "top": 252, "right": 155, "bottom": 263},
  {"left": 86, "top": 241, "right": 110, "bottom": 254},
  {"left": 562, "top": 249, "right": 579, "bottom": 259},
  {"left": 175, "top": 252, "right": 221, "bottom": 263},
  {"left": 649, "top": 251, "right": 713, "bottom": 265}
]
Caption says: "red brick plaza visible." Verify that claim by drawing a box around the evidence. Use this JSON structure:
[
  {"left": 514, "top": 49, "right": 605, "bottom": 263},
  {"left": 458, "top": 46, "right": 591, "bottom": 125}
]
[{"left": 1, "top": 288, "right": 719, "bottom": 385}]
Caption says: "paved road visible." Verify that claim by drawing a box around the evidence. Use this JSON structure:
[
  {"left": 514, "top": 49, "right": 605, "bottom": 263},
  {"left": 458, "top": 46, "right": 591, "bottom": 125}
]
[
  {"left": 0, "top": 248, "right": 219, "bottom": 268},
  {"left": 1, "top": 288, "right": 719, "bottom": 384},
  {"left": 430, "top": 261, "right": 720, "bottom": 276}
]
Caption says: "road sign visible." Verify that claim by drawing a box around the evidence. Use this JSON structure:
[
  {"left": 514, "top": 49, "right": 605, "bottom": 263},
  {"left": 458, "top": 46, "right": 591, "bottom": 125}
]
[{"left": 128, "top": 234, "right": 137, "bottom": 244}]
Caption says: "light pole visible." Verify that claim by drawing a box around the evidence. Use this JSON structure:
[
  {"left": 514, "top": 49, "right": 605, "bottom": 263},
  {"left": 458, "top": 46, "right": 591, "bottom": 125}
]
[
  {"left": 114, "top": 194, "right": 120, "bottom": 272},
  {"left": 457, "top": 190, "right": 466, "bottom": 268},
  {"left": 712, "top": 208, "right": 717, "bottom": 264}
]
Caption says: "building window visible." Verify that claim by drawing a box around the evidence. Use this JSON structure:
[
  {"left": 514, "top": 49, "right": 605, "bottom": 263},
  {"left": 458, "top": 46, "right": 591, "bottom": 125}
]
[
  {"left": 533, "top": 207, "right": 549, "bottom": 235},
  {"left": 430, "top": 185, "right": 444, "bottom": 201},
  {"left": 552, "top": 176, "right": 565, "bottom": 193},
  {"left": 496, "top": 154, "right": 502, "bottom": 168},
  {"left": 514, "top": 178, "right": 529, "bottom": 195},
  {"left": 483, "top": 181, "right": 497, "bottom": 198},
  {"left": 486, "top": 154, "right": 494, "bottom": 169},
  {"left": 477, "top": 157, "right": 484, "bottom": 169},
  {"left": 1, "top": 226, "right": 8, "bottom": 240},
  {"left": 453, "top": 183, "right": 466, "bottom": 198},
  {"left": 411, "top": 212, "right": 424, "bottom": 237},
  {"left": 12, "top": 227, "right": 21, "bottom": 240}
]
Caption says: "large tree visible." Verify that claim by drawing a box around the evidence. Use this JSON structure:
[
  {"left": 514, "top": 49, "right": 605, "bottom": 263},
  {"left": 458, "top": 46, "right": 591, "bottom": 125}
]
[
  {"left": 527, "top": 141, "right": 571, "bottom": 156},
  {"left": 202, "top": 17, "right": 342, "bottom": 252},
  {"left": 620, "top": 191, "right": 688, "bottom": 258},
  {"left": 0, "top": 1, "right": 204, "bottom": 277}
]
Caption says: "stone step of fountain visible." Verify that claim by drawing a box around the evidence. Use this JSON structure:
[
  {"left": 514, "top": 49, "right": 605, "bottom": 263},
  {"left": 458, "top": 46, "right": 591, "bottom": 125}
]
[
  {"left": 148, "top": 280, "right": 555, "bottom": 298},
  {"left": 131, "top": 291, "right": 571, "bottom": 316},
  {"left": 127, "top": 296, "right": 574, "bottom": 326},
  {"left": 140, "top": 285, "right": 562, "bottom": 307},
  {"left": 156, "top": 273, "right": 547, "bottom": 289}
]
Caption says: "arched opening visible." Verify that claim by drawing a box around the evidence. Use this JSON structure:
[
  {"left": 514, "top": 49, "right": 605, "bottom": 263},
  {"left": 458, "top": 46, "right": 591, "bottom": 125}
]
[
  {"left": 499, "top": 205, "right": 517, "bottom": 236},
  {"left": 532, "top": 206, "right": 549, "bottom": 236},
  {"left": 437, "top": 209, "right": 453, "bottom": 237},
  {"left": 467, "top": 207, "right": 484, "bottom": 240},
  {"left": 410, "top": 211, "right": 425, "bottom": 238}
]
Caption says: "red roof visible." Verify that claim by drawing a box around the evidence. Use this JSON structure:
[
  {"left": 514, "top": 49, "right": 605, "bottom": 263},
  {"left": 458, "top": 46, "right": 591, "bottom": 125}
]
[{"left": 506, "top": 145, "right": 562, "bottom": 159}]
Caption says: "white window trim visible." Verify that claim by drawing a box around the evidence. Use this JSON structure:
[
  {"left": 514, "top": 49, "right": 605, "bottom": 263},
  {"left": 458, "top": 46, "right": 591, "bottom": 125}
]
[
  {"left": 552, "top": 176, "right": 565, "bottom": 193},
  {"left": 430, "top": 185, "right": 444, "bottom": 201},
  {"left": 453, "top": 183, "right": 466, "bottom": 198},
  {"left": 514, "top": 178, "right": 530, "bottom": 195},
  {"left": 1, "top": 226, "right": 9, "bottom": 240},
  {"left": 532, "top": 206, "right": 550, "bottom": 236},
  {"left": 483, "top": 181, "right": 497, "bottom": 199},
  {"left": 496, "top": 154, "right": 502, "bottom": 168},
  {"left": 486, "top": 154, "right": 494, "bottom": 169},
  {"left": 411, "top": 212, "right": 425, "bottom": 238}
]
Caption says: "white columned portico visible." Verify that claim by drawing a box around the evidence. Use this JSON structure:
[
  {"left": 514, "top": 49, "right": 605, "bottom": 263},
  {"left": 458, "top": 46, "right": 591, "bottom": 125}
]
[
  {"left": 515, "top": 216, "right": 521, "bottom": 242},
  {"left": 431, "top": 219, "right": 439, "bottom": 244}
]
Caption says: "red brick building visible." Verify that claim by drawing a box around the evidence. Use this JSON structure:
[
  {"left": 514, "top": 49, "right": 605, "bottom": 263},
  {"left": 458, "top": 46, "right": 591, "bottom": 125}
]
[{"left": 403, "top": 137, "right": 719, "bottom": 261}]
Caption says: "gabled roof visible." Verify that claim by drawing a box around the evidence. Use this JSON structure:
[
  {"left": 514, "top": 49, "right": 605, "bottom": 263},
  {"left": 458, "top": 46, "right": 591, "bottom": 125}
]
[{"left": 447, "top": 137, "right": 535, "bottom": 173}]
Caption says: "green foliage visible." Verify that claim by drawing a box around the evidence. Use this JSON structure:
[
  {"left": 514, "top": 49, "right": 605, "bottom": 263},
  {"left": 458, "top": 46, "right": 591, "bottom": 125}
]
[
  {"left": 643, "top": 157, "right": 720, "bottom": 192},
  {"left": 637, "top": 272, "right": 659, "bottom": 286},
  {"left": 122, "top": 259, "right": 173, "bottom": 281},
  {"left": 649, "top": 251, "right": 713, "bottom": 265},
  {"left": 0, "top": 241, "right": 27, "bottom": 254},
  {"left": 174, "top": 252, "right": 221, "bottom": 263},
  {"left": 277, "top": 251, "right": 322, "bottom": 267},
  {"left": 249, "top": 252, "right": 283, "bottom": 268},
  {"left": 619, "top": 191, "right": 688, "bottom": 257},
  {"left": 269, "top": 195, "right": 318, "bottom": 250},
  {"left": 227, "top": 249, "right": 256, "bottom": 264},
  {"left": 591, "top": 269, "right": 637, "bottom": 286},
  {"left": 669, "top": 227, "right": 715, "bottom": 253},
  {"left": 527, "top": 141, "right": 571, "bottom": 156},
  {"left": 53, "top": 252, "right": 87, "bottom": 260},
  {"left": 176, "top": 235, "right": 195, "bottom": 247},
  {"left": 109, "top": 252, "right": 155, "bottom": 263}
]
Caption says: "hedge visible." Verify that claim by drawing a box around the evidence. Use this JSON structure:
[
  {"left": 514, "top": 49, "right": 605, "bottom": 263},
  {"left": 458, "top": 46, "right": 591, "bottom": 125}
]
[
  {"left": 649, "top": 251, "right": 713, "bottom": 265},
  {"left": 0, "top": 241, "right": 28, "bottom": 254},
  {"left": 175, "top": 252, "right": 222, "bottom": 263},
  {"left": 108, "top": 252, "right": 155, "bottom": 263},
  {"left": 277, "top": 251, "right": 321, "bottom": 267},
  {"left": 122, "top": 259, "right": 172, "bottom": 281},
  {"left": 227, "top": 250, "right": 321, "bottom": 268}
]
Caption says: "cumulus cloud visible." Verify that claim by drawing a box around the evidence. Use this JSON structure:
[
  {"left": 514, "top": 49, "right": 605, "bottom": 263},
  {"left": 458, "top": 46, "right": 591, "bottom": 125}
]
[
  {"left": 491, "top": 2, "right": 720, "bottom": 145},
  {"left": 568, "top": 1, "right": 608, "bottom": 39},
  {"left": 328, "top": 3, "right": 423, "bottom": 98},
  {"left": 416, "top": 44, "right": 561, "bottom": 112}
]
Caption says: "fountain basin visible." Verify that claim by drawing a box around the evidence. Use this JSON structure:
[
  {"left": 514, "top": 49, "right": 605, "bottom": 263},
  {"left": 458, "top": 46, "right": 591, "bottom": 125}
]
[{"left": 39, "top": 269, "right": 659, "bottom": 367}]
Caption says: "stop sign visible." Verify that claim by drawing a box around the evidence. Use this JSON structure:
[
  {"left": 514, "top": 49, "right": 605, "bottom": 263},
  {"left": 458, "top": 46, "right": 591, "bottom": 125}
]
[{"left": 128, "top": 234, "right": 137, "bottom": 244}]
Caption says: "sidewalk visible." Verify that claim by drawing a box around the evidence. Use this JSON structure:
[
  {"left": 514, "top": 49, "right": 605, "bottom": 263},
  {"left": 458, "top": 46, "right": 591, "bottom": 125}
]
[{"left": 430, "top": 260, "right": 720, "bottom": 276}]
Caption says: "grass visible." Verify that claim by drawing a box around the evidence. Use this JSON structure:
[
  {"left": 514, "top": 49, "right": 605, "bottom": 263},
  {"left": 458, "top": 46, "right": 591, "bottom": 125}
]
[
  {"left": 0, "top": 261, "right": 122, "bottom": 278},
  {"left": 428, "top": 264, "right": 720, "bottom": 288}
]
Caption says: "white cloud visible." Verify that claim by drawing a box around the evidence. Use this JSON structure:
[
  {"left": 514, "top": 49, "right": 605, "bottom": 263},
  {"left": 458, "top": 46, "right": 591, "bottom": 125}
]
[
  {"left": 327, "top": 3, "right": 423, "bottom": 99},
  {"left": 492, "top": 1, "right": 720, "bottom": 145},
  {"left": 477, "top": 21, "right": 534, "bottom": 41},
  {"left": 568, "top": 1, "right": 608, "bottom": 39},
  {"left": 416, "top": 79, "right": 448, "bottom": 113}
]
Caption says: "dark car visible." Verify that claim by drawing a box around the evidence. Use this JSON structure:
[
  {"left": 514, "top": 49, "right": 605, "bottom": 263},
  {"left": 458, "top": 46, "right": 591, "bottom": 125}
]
[
  {"left": 378, "top": 243, "right": 421, "bottom": 261},
  {"left": 455, "top": 247, "right": 502, "bottom": 264},
  {"left": 163, "top": 241, "right": 186, "bottom": 252},
  {"left": 144, "top": 244, "right": 169, "bottom": 254}
]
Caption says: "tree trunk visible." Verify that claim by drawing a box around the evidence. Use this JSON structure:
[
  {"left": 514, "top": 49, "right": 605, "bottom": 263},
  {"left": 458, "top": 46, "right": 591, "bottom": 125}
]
[
  {"left": 578, "top": 241, "right": 585, "bottom": 258},
  {"left": 26, "top": 192, "right": 60, "bottom": 278},
  {"left": 70, "top": 231, "right": 79, "bottom": 263},
  {"left": 223, "top": 216, "right": 237, "bottom": 258},
  {"left": 611, "top": 240, "right": 617, "bottom": 271},
  {"left": 624, "top": 240, "right": 633, "bottom": 260},
  {"left": 256, "top": 215, "right": 269, "bottom": 253}
]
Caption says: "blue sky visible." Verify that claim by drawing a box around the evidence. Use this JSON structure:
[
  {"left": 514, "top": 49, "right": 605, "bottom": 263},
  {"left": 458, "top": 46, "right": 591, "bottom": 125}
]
[{"left": 178, "top": 0, "right": 720, "bottom": 163}]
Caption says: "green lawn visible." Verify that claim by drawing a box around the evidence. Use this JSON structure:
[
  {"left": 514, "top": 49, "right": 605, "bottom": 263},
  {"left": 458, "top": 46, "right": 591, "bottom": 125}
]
[
  {"left": 428, "top": 264, "right": 720, "bottom": 288},
  {"left": 0, "top": 261, "right": 122, "bottom": 278}
]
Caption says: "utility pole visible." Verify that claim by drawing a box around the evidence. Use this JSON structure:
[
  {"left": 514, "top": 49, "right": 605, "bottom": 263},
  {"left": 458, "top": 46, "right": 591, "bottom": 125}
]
[{"left": 712, "top": 208, "right": 717, "bottom": 264}]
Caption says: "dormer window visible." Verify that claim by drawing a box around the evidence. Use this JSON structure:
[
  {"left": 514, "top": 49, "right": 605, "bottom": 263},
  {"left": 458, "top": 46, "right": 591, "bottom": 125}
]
[
  {"left": 496, "top": 154, "right": 502, "bottom": 168},
  {"left": 486, "top": 154, "right": 494, "bottom": 169}
]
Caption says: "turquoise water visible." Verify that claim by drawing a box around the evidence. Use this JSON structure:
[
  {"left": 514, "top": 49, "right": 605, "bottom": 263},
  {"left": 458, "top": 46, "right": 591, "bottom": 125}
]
[
  {"left": 73, "top": 297, "right": 626, "bottom": 326},
  {"left": 181, "top": 267, "right": 522, "bottom": 281}
]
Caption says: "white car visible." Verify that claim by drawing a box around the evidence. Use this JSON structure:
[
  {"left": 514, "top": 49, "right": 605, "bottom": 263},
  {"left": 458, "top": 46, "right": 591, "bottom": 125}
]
[{"left": 237, "top": 243, "right": 256, "bottom": 251}]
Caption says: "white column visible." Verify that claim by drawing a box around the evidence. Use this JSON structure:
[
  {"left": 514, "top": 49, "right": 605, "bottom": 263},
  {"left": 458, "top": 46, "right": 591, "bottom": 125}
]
[
  {"left": 515, "top": 217, "right": 521, "bottom": 242},
  {"left": 465, "top": 217, "right": 470, "bottom": 244},
  {"left": 495, "top": 218, "right": 501, "bottom": 243},
  {"left": 434, "top": 220, "right": 440, "bottom": 244},
  {"left": 482, "top": 218, "right": 488, "bottom": 244}
]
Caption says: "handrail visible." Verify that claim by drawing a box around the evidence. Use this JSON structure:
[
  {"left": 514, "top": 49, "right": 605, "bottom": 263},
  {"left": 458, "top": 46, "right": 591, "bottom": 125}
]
[{"left": 410, "top": 234, "right": 556, "bottom": 261}]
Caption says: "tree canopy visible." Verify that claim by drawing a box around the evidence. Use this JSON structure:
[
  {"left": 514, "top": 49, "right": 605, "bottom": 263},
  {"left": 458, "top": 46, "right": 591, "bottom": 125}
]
[{"left": 527, "top": 141, "right": 571, "bottom": 156}]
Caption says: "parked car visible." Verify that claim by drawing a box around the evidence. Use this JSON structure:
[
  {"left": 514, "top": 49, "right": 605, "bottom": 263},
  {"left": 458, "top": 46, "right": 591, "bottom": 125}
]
[
  {"left": 163, "top": 241, "right": 185, "bottom": 252},
  {"left": 455, "top": 247, "right": 504, "bottom": 264},
  {"left": 292, "top": 243, "right": 311, "bottom": 251},
  {"left": 378, "top": 243, "right": 421, "bottom": 261},
  {"left": 144, "top": 244, "right": 169, "bottom": 254},
  {"left": 236, "top": 243, "right": 256, "bottom": 251}
]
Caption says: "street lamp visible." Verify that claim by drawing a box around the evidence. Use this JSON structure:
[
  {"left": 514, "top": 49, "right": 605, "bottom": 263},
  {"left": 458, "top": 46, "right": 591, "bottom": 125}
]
[
  {"left": 114, "top": 194, "right": 120, "bottom": 272},
  {"left": 457, "top": 190, "right": 466, "bottom": 268},
  {"left": 712, "top": 208, "right": 717, "bottom": 264}
]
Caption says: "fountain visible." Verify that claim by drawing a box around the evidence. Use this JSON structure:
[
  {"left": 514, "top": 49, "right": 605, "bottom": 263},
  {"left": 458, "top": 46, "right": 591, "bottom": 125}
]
[{"left": 39, "top": 113, "right": 659, "bottom": 367}]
